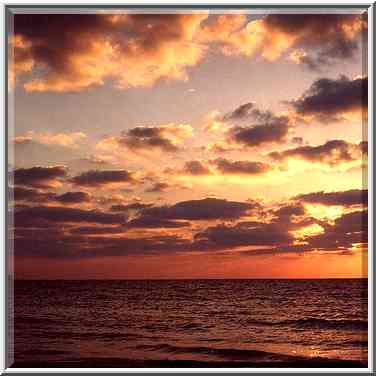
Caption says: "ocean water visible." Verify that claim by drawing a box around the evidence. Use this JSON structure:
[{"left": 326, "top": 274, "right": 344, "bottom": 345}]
[{"left": 12, "top": 279, "right": 368, "bottom": 368}]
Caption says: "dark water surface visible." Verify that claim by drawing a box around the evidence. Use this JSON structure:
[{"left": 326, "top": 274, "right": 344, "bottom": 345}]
[{"left": 12, "top": 279, "right": 368, "bottom": 368}]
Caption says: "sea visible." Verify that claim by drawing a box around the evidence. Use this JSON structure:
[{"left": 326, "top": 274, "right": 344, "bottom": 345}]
[{"left": 11, "top": 279, "right": 368, "bottom": 368}]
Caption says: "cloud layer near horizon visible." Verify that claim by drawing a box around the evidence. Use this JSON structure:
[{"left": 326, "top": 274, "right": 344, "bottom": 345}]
[{"left": 12, "top": 181, "right": 368, "bottom": 259}]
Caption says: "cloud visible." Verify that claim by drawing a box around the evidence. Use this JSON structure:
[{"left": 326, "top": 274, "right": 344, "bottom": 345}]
[
  {"left": 120, "top": 124, "right": 193, "bottom": 153},
  {"left": 139, "top": 197, "right": 257, "bottom": 221},
  {"left": 295, "top": 189, "right": 367, "bottom": 207},
  {"left": 69, "top": 226, "right": 126, "bottom": 235},
  {"left": 15, "top": 205, "right": 125, "bottom": 226},
  {"left": 12, "top": 187, "right": 91, "bottom": 205},
  {"left": 289, "top": 75, "right": 367, "bottom": 123},
  {"left": 12, "top": 186, "right": 54, "bottom": 203},
  {"left": 194, "top": 221, "right": 293, "bottom": 249},
  {"left": 181, "top": 160, "right": 212, "bottom": 176},
  {"left": 12, "top": 13, "right": 207, "bottom": 92},
  {"left": 291, "top": 136, "right": 304, "bottom": 145},
  {"left": 14, "top": 131, "right": 87, "bottom": 148},
  {"left": 12, "top": 195, "right": 367, "bottom": 259},
  {"left": 13, "top": 166, "right": 67, "bottom": 189},
  {"left": 263, "top": 14, "right": 366, "bottom": 65},
  {"left": 70, "top": 169, "right": 136, "bottom": 187},
  {"left": 166, "top": 158, "right": 273, "bottom": 179},
  {"left": 212, "top": 158, "right": 273, "bottom": 175},
  {"left": 196, "top": 204, "right": 366, "bottom": 257},
  {"left": 268, "top": 139, "right": 366, "bottom": 167},
  {"left": 126, "top": 217, "right": 190, "bottom": 229},
  {"left": 54, "top": 191, "right": 91, "bottom": 204},
  {"left": 14, "top": 231, "right": 191, "bottom": 258},
  {"left": 199, "top": 14, "right": 365, "bottom": 68},
  {"left": 11, "top": 14, "right": 366, "bottom": 93},
  {"left": 228, "top": 116, "right": 291, "bottom": 148},
  {"left": 97, "top": 124, "right": 193, "bottom": 155},
  {"left": 222, "top": 102, "right": 256, "bottom": 122},
  {"left": 205, "top": 103, "right": 292, "bottom": 151},
  {"left": 306, "top": 209, "right": 367, "bottom": 251},
  {"left": 110, "top": 202, "right": 153, "bottom": 212},
  {"left": 288, "top": 49, "right": 322, "bottom": 71},
  {"left": 261, "top": 209, "right": 367, "bottom": 256},
  {"left": 273, "top": 203, "right": 306, "bottom": 218}
]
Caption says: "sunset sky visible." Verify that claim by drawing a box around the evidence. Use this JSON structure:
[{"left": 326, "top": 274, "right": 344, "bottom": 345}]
[{"left": 9, "top": 10, "right": 368, "bottom": 279}]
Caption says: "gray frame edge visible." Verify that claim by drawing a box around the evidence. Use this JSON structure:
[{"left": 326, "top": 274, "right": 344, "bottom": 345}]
[{"left": 2, "top": 3, "right": 375, "bottom": 376}]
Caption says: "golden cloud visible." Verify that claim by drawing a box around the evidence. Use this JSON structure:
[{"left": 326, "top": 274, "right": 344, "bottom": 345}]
[
  {"left": 14, "top": 131, "right": 87, "bottom": 148},
  {"left": 11, "top": 13, "right": 366, "bottom": 92}
]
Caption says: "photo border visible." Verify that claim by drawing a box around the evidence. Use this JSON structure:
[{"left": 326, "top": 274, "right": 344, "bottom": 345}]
[{"left": 2, "top": 2, "right": 374, "bottom": 374}]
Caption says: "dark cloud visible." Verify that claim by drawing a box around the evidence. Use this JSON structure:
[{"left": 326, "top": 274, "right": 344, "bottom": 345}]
[
  {"left": 194, "top": 221, "right": 293, "bottom": 249},
  {"left": 212, "top": 158, "right": 272, "bottom": 175},
  {"left": 116, "top": 124, "right": 193, "bottom": 153},
  {"left": 264, "top": 14, "right": 366, "bottom": 69},
  {"left": 290, "top": 76, "right": 367, "bottom": 122},
  {"left": 222, "top": 102, "right": 255, "bottom": 122},
  {"left": 229, "top": 116, "right": 290, "bottom": 147},
  {"left": 289, "top": 209, "right": 366, "bottom": 255},
  {"left": 332, "top": 210, "right": 367, "bottom": 236},
  {"left": 273, "top": 203, "right": 306, "bottom": 218},
  {"left": 15, "top": 206, "right": 125, "bottom": 226},
  {"left": 291, "top": 136, "right": 304, "bottom": 145},
  {"left": 224, "top": 104, "right": 277, "bottom": 124},
  {"left": 140, "top": 198, "right": 257, "bottom": 221},
  {"left": 70, "top": 169, "right": 136, "bottom": 187},
  {"left": 306, "top": 210, "right": 367, "bottom": 251},
  {"left": 12, "top": 186, "right": 54, "bottom": 203},
  {"left": 120, "top": 128, "right": 178, "bottom": 153},
  {"left": 359, "top": 141, "right": 368, "bottom": 154},
  {"left": 13, "top": 14, "right": 207, "bottom": 92},
  {"left": 12, "top": 202, "right": 367, "bottom": 259},
  {"left": 268, "top": 139, "right": 365, "bottom": 166},
  {"left": 236, "top": 208, "right": 367, "bottom": 257},
  {"left": 295, "top": 189, "right": 368, "bottom": 207},
  {"left": 110, "top": 202, "right": 153, "bottom": 212},
  {"left": 241, "top": 246, "right": 309, "bottom": 257},
  {"left": 13, "top": 166, "right": 67, "bottom": 189},
  {"left": 207, "top": 104, "right": 292, "bottom": 152},
  {"left": 70, "top": 226, "right": 126, "bottom": 235},
  {"left": 14, "top": 232, "right": 192, "bottom": 258},
  {"left": 54, "top": 191, "right": 91, "bottom": 204},
  {"left": 182, "top": 160, "right": 212, "bottom": 176},
  {"left": 173, "top": 158, "right": 272, "bottom": 176},
  {"left": 126, "top": 217, "right": 190, "bottom": 229}
]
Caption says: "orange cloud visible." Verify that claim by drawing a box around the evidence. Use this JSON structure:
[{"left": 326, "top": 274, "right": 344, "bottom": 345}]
[
  {"left": 199, "top": 13, "right": 365, "bottom": 67},
  {"left": 11, "top": 13, "right": 366, "bottom": 92},
  {"left": 12, "top": 13, "right": 208, "bottom": 92},
  {"left": 14, "top": 131, "right": 87, "bottom": 148}
]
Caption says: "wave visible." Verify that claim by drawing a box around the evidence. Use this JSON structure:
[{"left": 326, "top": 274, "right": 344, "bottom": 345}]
[
  {"left": 16, "top": 330, "right": 139, "bottom": 341},
  {"left": 11, "top": 355, "right": 367, "bottom": 368},
  {"left": 135, "top": 343, "right": 281, "bottom": 360},
  {"left": 15, "top": 316, "right": 60, "bottom": 325},
  {"left": 246, "top": 317, "right": 367, "bottom": 331}
]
